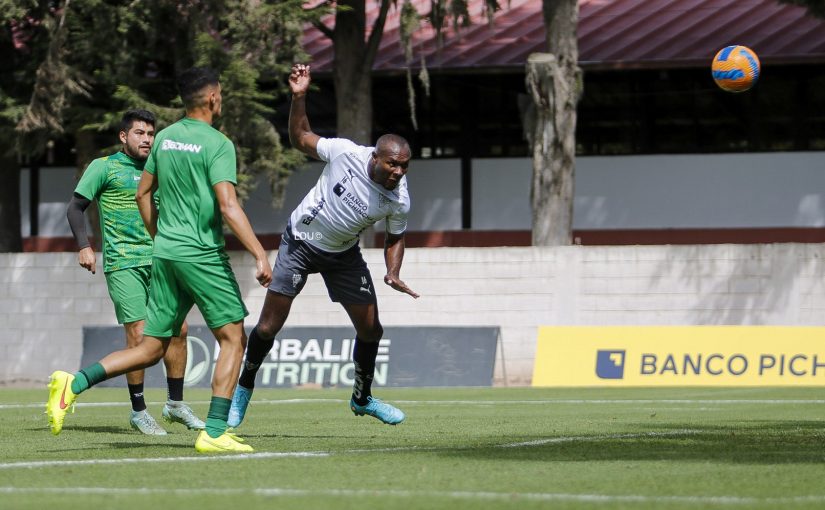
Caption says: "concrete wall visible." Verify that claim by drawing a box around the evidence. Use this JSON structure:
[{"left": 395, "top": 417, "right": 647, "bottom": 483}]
[
  {"left": 3, "top": 243, "right": 824, "bottom": 386},
  {"left": 21, "top": 151, "right": 825, "bottom": 237}
]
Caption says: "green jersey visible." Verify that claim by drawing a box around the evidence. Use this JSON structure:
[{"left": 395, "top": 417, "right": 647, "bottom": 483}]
[
  {"left": 74, "top": 152, "right": 153, "bottom": 273},
  {"left": 144, "top": 117, "right": 237, "bottom": 262}
]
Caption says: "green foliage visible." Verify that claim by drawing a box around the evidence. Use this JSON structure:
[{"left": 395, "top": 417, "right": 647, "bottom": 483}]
[
  {"left": 0, "top": 0, "right": 36, "bottom": 23},
  {"left": 4, "top": 0, "right": 315, "bottom": 206},
  {"left": 447, "top": 0, "right": 472, "bottom": 32},
  {"left": 389, "top": 0, "right": 502, "bottom": 130}
]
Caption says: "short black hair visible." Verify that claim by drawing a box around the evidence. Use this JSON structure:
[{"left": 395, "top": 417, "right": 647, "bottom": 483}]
[
  {"left": 119, "top": 109, "right": 155, "bottom": 134},
  {"left": 375, "top": 134, "right": 411, "bottom": 157},
  {"left": 177, "top": 67, "right": 220, "bottom": 108}
]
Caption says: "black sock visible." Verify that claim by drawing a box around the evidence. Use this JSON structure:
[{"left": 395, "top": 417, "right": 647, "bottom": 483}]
[
  {"left": 238, "top": 327, "right": 275, "bottom": 389},
  {"left": 167, "top": 377, "right": 184, "bottom": 402},
  {"left": 128, "top": 383, "right": 146, "bottom": 412},
  {"left": 352, "top": 338, "right": 379, "bottom": 406}
]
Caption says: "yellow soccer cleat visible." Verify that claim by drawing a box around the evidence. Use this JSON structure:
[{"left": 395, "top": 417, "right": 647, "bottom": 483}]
[
  {"left": 46, "top": 371, "right": 77, "bottom": 435},
  {"left": 195, "top": 430, "right": 254, "bottom": 453}
]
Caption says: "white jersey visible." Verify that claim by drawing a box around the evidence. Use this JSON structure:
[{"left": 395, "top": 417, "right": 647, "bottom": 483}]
[{"left": 289, "top": 137, "right": 410, "bottom": 253}]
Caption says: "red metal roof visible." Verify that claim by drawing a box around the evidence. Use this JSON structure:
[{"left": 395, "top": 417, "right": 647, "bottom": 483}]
[{"left": 303, "top": 0, "right": 825, "bottom": 73}]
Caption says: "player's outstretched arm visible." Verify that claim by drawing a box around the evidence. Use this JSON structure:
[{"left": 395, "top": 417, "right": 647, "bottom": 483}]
[
  {"left": 214, "top": 181, "right": 272, "bottom": 288},
  {"left": 288, "top": 63, "right": 321, "bottom": 160},
  {"left": 136, "top": 170, "right": 159, "bottom": 239},
  {"left": 383, "top": 232, "right": 419, "bottom": 298},
  {"left": 66, "top": 193, "right": 96, "bottom": 274}
]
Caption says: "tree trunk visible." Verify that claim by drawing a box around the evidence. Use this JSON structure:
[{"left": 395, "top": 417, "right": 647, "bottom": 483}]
[
  {"left": 334, "top": 70, "right": 373, "bottom": 145},
  {"left": 332, "top": 0, "right": 386, "bottom": 247},
  {"left": 525, "top": 0, "right": 581, "bottom": 246},
  {"left": 0, "top": 152, "right": 22, "bottom": 252},
  {"left": 333, "top": 0, "right": 374, "bottom": 145}
]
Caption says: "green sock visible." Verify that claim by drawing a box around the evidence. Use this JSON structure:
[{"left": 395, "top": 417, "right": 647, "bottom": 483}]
[
  {"left": 205, "top": 396, "right": 231, "bottom": 438},
  {"left": 71, "top": 362, "right": 107, "bottom": 394}
]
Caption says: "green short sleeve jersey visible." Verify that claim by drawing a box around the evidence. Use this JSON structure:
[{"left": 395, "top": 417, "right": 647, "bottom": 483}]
[
  {"left": 74, "top": 152, "right": 153, "bottom": 272},
  {"left": 144, "top": 117, "right": 237, "bottom": 262}
]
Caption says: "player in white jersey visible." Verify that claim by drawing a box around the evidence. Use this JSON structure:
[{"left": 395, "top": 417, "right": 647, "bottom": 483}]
[{"left": 228, "top": 63, "right": 418, "bottom": 427}]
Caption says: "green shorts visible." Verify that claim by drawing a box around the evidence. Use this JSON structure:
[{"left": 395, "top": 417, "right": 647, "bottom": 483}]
[
  {"left": 144, "top": 257, "right": 248, "bottom": 337},
  {"left": 104, "top": 265, "right": 151, "bottom": 324}
]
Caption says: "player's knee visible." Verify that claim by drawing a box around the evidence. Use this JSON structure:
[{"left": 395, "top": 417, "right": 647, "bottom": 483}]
[
  {"left": 124, "top": 322, "right": 145, "bottom": 348},
  {"left": 359, "top": 324, "right": 383, "bottom": 343},
  {"left": 143, "top": 340, "right": 166, "bottom": 365},
  {"left": 255, "top": 319, "right": 281, "bottom": 340}
]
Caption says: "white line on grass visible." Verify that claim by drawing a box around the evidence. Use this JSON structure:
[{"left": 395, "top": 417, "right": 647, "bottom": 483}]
[
  {"left": 498, "top": 429, "right": 700, "bottom": 448},
  {"left": 4, "top": 398, "right": 825, "bottom": 410},
  {"left": 0, "top": 430, "right": 699, "bottom": 470},
  {"left": 0, "top": 451, "right": 327, "bottom": 470},
  {"left": 1, "top": 486, "right": 824, "bottom": 505}
]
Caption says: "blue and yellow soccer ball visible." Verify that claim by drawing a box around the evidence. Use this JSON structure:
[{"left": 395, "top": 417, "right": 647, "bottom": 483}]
[{"left": 711, "top": 45, "right": 760, "bottom": 93}]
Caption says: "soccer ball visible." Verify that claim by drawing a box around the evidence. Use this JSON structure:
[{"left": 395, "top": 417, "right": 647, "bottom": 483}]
[{"left": 711, "top": 45, "right": 760, "bottom": 92}]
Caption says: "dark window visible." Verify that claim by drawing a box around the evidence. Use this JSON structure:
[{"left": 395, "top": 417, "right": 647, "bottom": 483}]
[{"left": 274, "top": 63, "right": 825, "bottom": 158}]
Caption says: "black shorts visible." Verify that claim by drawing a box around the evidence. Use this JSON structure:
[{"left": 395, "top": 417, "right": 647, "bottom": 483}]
[{"left": 269, "top": 225, "right": 377, "bottom": 304}]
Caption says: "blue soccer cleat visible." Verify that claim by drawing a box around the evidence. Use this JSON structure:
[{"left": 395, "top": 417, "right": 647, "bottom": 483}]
[
  {"left": 350, "top": 396, "right": 405, "bottom": 425},
  {"left": 228, "top": 385, "right": 253, "bottom": 428}
]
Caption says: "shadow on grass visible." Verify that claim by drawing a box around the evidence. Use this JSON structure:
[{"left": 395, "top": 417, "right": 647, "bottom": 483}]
[
  {"left": 27, "top": 425, "right": 130, "bottom": 434},
  {"left": 103, "top": 441, "right": 192, "bottom": 451},
  {"left": 244, "top": 433, "right": 364, "bottom": 440},
  {"left": 439, "top": 420, "right": 825, "bottom": 465}
]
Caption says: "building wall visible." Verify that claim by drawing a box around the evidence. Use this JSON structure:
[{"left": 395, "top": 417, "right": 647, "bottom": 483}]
[
  {"left": 23, "top": 152, "right": 825, "bottom": 238},
  {"left": 3, "top": 243, "right": 824, "bottom": 386}
]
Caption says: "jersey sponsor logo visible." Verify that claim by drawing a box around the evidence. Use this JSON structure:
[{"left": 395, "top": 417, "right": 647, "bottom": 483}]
[
  {"left": 161, "top": 139, "right": 203, "bottom": 154},
  {"left": 333, "top": 182, "right": 346, "bottom": 196},
  {"left": 302, "top": 198, "right": 326, "bottom": 225},
  {"left": 342, "top": 192, "right": 374, "bottom": 221}
]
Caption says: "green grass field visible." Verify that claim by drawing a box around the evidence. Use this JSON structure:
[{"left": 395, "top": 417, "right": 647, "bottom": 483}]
[{"left": 2, "top": 386, "right": 825, "bottom": 509}]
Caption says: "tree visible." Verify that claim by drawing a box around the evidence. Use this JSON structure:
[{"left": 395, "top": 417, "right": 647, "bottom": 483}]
[
  {"left": 312, "top": 0, "right": 497, "bottom": 247},
  {"left": 0, "top": 0, "right": 57, "bottom": 252},
  {"left": 311, "top": 0, "right": 390, "bottom": 144},
  {"left": 524, "top": 0, "right": 581, "bottom": 246},
  {"left": 0, "top": 0, "right": 314, "bottom": 252},
  {"left": 60, "top": 0, "right": 315, "bottom": 206},
  {"left": 313, "top": 0, "right": 498, "bottom": 143}
]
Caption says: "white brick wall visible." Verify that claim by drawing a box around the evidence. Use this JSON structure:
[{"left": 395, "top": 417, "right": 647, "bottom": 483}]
[{"left": 2, "top": 244, "right": 824, "bottom": 387}]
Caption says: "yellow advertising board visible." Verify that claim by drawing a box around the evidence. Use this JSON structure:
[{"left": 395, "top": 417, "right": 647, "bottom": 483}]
[{"left": 532, "top": 326, "right": 825, "bottom": 386}]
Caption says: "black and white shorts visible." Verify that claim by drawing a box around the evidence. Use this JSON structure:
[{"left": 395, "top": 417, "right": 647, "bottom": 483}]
[{"left": 268, "top": 224, "right": 377, "bottom": 305}]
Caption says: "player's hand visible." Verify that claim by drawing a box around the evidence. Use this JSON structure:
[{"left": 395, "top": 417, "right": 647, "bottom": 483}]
[
  {"left": 289, "top": 64, "right": 311, "bottom": 96},
  {"left": 384, "top": 274, "right": 419, "bottom": 299},
  {"left": 255, "top": 256, "right": 272, "bottom": 288},
  {"left": 78, "top": 247, "right": 96, "bottom": 274}
]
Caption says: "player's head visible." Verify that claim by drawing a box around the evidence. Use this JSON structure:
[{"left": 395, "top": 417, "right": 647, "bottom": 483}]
[
  {"left": 370, "top": 134, "right": 411, "bottom": 190},
  {"left": 118, "top": 109, "right": 155, "bottom": 161},
  {"left": 177, "top": 66, "right": 222, "bottom": 117}
]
